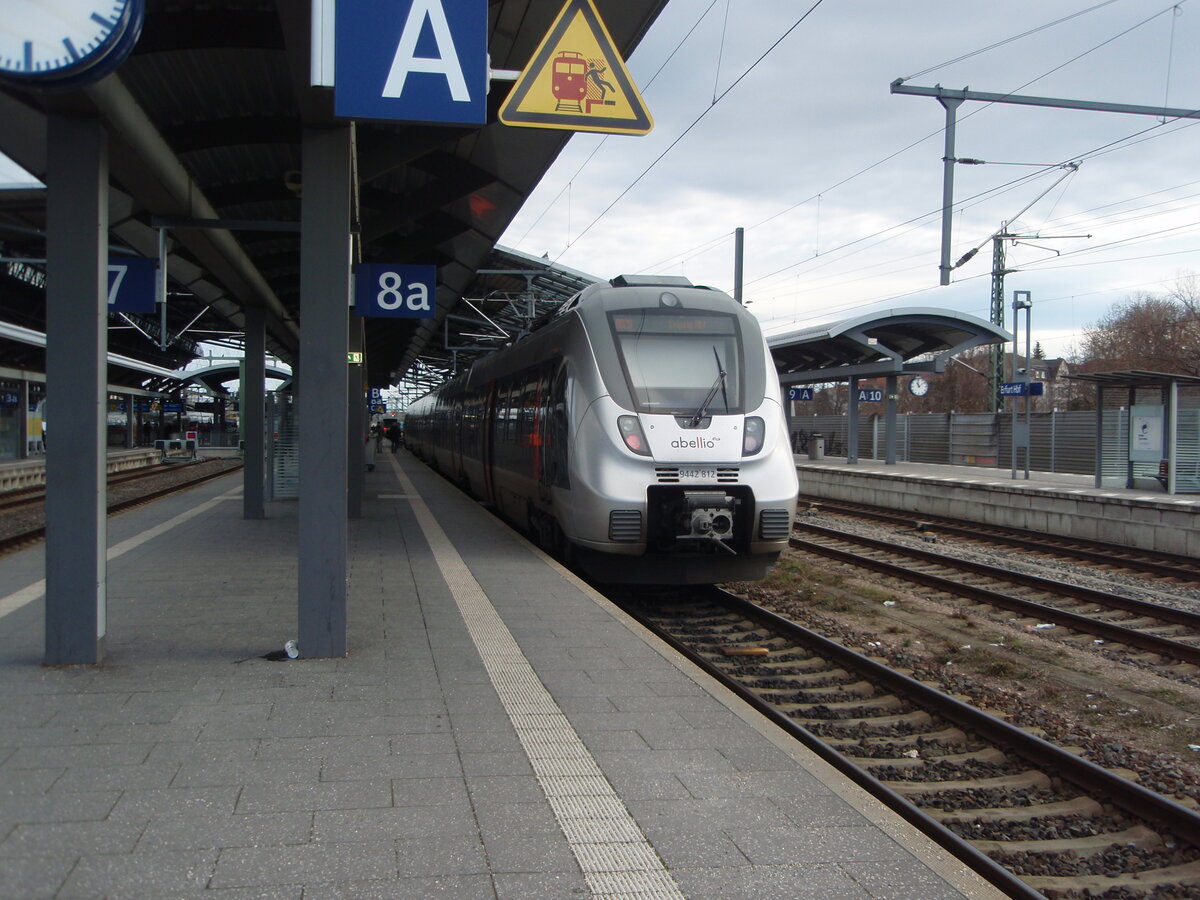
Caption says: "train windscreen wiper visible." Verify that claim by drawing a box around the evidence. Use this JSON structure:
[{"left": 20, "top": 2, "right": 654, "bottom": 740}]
[{"left": 690, "top": 347, "right": 727, "bottom": 427}]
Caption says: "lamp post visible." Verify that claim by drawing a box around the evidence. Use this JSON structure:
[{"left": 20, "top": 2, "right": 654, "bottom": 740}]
[{"left": 1011, "top": 291, "right": 1032, "bottom": 479}]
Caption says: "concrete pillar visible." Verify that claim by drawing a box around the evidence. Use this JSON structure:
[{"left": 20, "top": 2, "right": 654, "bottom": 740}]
[
  {"left": 884, "top": 375, "right": 898, "bottom": 465},
  {"left": 243, "top": 307, "right": 266, "bottom": 519},
  {"left": 44, "top": 115, "right": 108, "bottom": 666},
  {"left": 847, "top": 377, "right": 859, "bottom": 464},
  {"left": 17, "top": 379, "right": 29, "bottom": 459},
  {"left": 125, "top": 393, "right": 136, "bottom": 448},
  {"left": 347, "top": 311, "right": 364, "bottom": 519},
  {"left": 297, "top": 126, "right": 351, "bottom": 658}
]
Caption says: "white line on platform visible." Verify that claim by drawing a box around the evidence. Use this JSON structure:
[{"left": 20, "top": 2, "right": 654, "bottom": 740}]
[
  {"left": 386, "top": 454, "right": 686, "bottom": 899},
  {"left": 0, "top": 486, "right": 242, "bottom": 621}
]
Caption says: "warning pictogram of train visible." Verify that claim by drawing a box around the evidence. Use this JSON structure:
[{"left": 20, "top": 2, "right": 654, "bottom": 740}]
[{"left": 552, "top": 51, "right": 617, "bottom": 114}]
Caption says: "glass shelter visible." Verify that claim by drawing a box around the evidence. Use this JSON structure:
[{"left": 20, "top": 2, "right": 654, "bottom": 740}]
[{"left": 1069, "top": 371, "right": 1200, "bottom": 495}]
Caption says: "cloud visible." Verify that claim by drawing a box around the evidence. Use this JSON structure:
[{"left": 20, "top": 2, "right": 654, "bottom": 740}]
[{"left": 502, "top": 0, "right": 1200, "bottom": 352}]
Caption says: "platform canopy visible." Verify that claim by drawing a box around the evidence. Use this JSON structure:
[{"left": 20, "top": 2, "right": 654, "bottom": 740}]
[
  {"left": 767, "top": 307, "right": 1012, "bottom": 385},
  {"left": 178, "top": 361, "right": 294, "bottom": 397},
  {"left": 0, "top": 0, "right": 663, "bottom": 393},
  {"left": 1066, "top": 370, "right": 1200, "bottom": 388}
]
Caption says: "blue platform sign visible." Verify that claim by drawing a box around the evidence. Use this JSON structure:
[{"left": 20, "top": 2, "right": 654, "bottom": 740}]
[
  {"left": 334, "top": 0, "right": 488, "bottom": 125},
  {"left": 857, "top": 389, "right": 883, "bottom": 402},
  {"left": 355, "top": 264, "right": 437, "bottom": 318},
  {"left": 107, "top": 257, "right": 157, "bottom": 313},
  {"left": 1000, "top": 382, "right": 1044, "bottom": 397},
  {"left": 788, "top": 387, "right": 814, "bottom": 402}
]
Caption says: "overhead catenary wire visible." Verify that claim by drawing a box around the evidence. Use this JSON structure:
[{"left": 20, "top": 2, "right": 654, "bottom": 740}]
[
  {"left": 899, "top": 0, "right": 1127, "bottom": 81},
  {"left": 510, "top": 1, "right": 1200, "bottom": 348},
  {"left": 748, "top": 2, "right": 1191, "bottom": 284},
  {"left": 553, "top": 0, "right": 828, "bottom": 258},
  {"left": 512, "top": 0, "right": 724, "bottom": 247},
  {"left": 626, "top": 1, "right": 1188, "bottom": 278}
]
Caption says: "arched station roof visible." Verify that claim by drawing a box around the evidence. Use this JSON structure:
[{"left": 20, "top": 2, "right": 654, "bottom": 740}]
[
  {"left": 767, "top": 307, "right": 1013, "bottom": 385},
  {"left": 0, "top": 0, "right": 667, "bottom": 393},
  {"left": 179, "top": 361, "right": 294, "bottom": 397}
]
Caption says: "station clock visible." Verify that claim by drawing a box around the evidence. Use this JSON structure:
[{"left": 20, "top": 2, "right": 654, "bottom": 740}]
[
  {"left": 908, "top": 376, "right": 929, "bottom": 397},
  {"left": 0, "top": 0, "right": 145, "bottom": 89}
]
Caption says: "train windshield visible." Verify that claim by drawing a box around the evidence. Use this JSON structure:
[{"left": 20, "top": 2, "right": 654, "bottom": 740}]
[{"left": 608, "top": 310, "right": 743, "bottom": 415}]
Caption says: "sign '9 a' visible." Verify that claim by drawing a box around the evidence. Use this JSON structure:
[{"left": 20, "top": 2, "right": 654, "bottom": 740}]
[{"left": 354, "top": 264, "right": 436, "bottom": 318}]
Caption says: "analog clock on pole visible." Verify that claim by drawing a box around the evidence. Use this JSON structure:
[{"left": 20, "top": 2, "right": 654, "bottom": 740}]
[{"left": 0, "top": 0, "right": 145, "bottom": 89}]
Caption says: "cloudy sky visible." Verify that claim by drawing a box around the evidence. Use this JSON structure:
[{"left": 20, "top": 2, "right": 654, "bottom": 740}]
[{"left": 499, "top": 0, "right": 1200, "bottom": 359}]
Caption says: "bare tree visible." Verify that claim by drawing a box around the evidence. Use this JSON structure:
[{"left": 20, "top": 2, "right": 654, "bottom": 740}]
[
  {"left": 941, "top": 347, "right": 994, "bottom": 412},
  {"left": 1080, "top": 284, "right": 1200, "bottom": 376}
]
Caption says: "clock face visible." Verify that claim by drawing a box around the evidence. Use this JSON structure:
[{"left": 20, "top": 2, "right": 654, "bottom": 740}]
[
  {"left": 0, "top": 0, "right": 142, "bottom": 86},
  {"left": 909, "top": 376, "right": 929, "bottom": 397}
]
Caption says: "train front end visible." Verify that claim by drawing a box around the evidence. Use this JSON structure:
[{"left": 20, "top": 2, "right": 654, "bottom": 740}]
[{"left": 565, "top": 276, "right": 798, "bottom": 584}]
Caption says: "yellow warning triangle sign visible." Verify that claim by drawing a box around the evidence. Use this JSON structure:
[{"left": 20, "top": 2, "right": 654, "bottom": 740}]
[{"left": 499, "top": 0, "right": 653, "bottom": 135}]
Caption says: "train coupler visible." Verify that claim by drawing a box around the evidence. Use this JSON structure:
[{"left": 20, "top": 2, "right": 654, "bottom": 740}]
[{"left": 675, "top": 491, "right": 739, "bottom": 554}]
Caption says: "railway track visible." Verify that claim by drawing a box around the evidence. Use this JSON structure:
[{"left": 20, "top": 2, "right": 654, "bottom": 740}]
[
  {"left": 790, "top": 520, "right": 1200, "bottom": 677},
  {"left": 0, "top": 462, "right": 199, "bottom": 514},
  {"left": 797, "top": 495, "right": 1199, "bottom": 585},
  {"left": 624, "top": 587, "right": 1200, "bottom": 900},
  {"left": 0, "top": 460, "right": 242, "bottom": 555}
]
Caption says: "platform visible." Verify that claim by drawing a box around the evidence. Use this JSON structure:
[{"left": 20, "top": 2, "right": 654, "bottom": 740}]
[
  {"left": 0, "top": 449, "right": 1005, "bottom": 898},
  {"left": 796, "top": 455, "right": 1200, "bottom": 558},
  {"left": 0, "top": 448, "right": 162, "bottom": 492}
]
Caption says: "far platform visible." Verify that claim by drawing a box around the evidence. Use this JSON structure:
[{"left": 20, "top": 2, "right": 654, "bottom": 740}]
[{"left": 795, "top": 456, "right": 1199, "bottom": 557}]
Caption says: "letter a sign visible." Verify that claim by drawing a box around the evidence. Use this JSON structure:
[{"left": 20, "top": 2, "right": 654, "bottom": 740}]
[{"left": 334, "top": 0, "right": 487, "bottom": 125}]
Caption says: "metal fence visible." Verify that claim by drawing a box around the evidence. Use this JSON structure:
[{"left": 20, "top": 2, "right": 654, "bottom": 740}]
[{"left": 791, "top": 410, "right": 1102, "bottom": 475}]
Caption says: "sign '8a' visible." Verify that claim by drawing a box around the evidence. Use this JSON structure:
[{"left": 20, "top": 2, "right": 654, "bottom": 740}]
[{"left": 354, "top": 264, "right": 437, "bottom": 318}]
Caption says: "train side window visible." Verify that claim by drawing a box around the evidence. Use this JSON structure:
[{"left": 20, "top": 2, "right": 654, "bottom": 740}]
[
  {"left": 496, "top": 381, "right": 516, "bottom": 466},
  {"left": 547, "top": 363, "right": 569, "bottom": 488},
  {"left": 518, "top": 379, "right": 538, "bottom": 446}
]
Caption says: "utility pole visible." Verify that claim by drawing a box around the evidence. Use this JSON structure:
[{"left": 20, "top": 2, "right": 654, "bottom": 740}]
[
  {"left": 988, "top": 229, "right": 1013, "bottom": 412},
  {"left": 891, "top": 80, "right": 1197, "bottom": 286}
]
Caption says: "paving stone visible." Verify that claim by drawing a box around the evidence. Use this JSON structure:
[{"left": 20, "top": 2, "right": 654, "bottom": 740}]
[{"left": 0, "top": 462, "right": 992, "bottom": 900}]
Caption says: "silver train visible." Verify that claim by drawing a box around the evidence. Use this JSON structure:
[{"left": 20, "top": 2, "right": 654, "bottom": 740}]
[{"left": 404, "top": 275, "right": 798, "bottom": 584}]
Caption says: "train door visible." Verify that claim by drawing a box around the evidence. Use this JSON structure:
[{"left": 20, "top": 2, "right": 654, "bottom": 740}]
[
  {"left": 450, "top": 395, "right": 465, "bottom": 482},
  {"left": 482, "top": 381, "right": 498, "bottom": 505},
  {"left": 543, "top": 362, "right": 570, "bottom": 492}
]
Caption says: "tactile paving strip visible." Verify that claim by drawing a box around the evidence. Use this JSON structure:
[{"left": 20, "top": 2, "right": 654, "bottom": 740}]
[{"left": 391, "top": 458, "right": 686, "bottom": 899}]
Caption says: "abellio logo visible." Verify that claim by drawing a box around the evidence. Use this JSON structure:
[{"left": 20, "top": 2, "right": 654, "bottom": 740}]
[{"left": 671, "top": 436, "right": 719, "bottom": 449}]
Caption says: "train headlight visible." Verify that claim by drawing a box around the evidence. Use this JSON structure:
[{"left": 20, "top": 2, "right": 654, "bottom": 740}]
[
  {"left": 617, "top": 415, "right": 652, "bottom": 456},
  {"left": 742, "top": 416, "right": 765, "bottom": 456}
]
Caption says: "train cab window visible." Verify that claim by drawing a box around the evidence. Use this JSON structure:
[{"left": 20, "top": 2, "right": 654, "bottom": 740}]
[{"left": 608, "top": 310, "right": 743, "bottom": 416}]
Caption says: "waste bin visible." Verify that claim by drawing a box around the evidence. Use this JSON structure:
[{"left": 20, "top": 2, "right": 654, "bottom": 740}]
[{"left": 809, "top": 433, "right": 824, "bottom": 460}]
